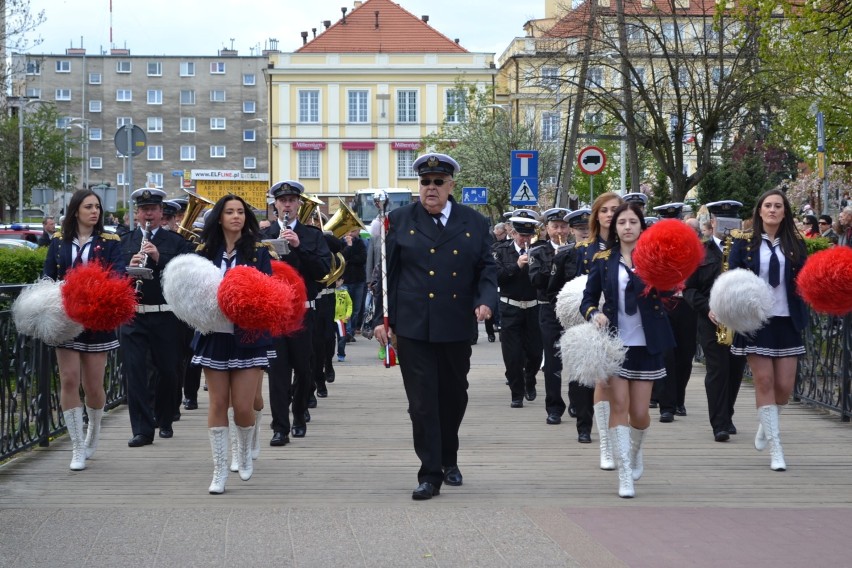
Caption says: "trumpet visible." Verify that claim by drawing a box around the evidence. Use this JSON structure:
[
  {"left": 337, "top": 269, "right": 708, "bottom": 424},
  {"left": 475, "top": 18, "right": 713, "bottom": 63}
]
[
  {"left": 126, "top": 221, "right": 154, "bottom": 293},
  {"left": 716, "top": 233, "right": 734, "bottom": 346}
]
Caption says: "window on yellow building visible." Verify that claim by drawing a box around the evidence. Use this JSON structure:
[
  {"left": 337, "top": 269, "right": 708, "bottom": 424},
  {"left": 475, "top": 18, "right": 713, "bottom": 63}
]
[
  {"left": 299, "top": 150, "right": 320, "bottom": 178},
  {"left": 299, "top": 90, "right": 320, "bottom": 123},
  {"left": 348, "top": 150, "right": 369, "bottom": 178},
  {"left": 397, "top": 150, "right": 417, "bottom": 179},
  {"left": 446, "top": 89, "right": 466, "bottom": 123},
  {"left": 397, "top": 90, "right": 417, "bottom": 123},
  {"left": 348, "top": 90, "right": 369, "bottom": 123}
]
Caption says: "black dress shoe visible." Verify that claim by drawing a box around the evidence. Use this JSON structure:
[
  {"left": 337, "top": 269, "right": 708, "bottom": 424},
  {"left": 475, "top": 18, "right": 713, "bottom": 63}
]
[
  {"left": 325, "top": 369, "right": 335, "bottom": 383},
  {"left": 487, "top": 334, "right": 496, "bottom": 342},
  {"left": 659, "top": 412, "right": 674, "bottom": 423},
  {"left": 567, "top": 405, "right": 577, "bottom": 418},
  {"left": 270, "top": 431, "right": 290, "bottom": 446},
  {"left": 525, "top": 387, "right": 537, "bottom": 401},
  {"left": 412, "top": 482, "right": 440, "bottom": 500},
  {"left": 316, "top": 387, "right": 328, "bottom": 398},
  {"left": 291, "top": 424, "right": 306, "bottom": 438},
  {"left": 675, "top": 405, "right": 687, "bottom": 416},
  {"left": 128, "top": 434, "right": 153, "bottom": 447},
  {"left": 649, "top": 399, "right": 658, "bottom": 409},
  {"left": 307, "top": 396, "right": 318, "bottom": 409},
  {"left": 443, "top": 466, "right": 463, "bottom": 486},
  {"left": 714, "top": 430, "right": 730, "bottom": 442},
  {"left": 546, "top": 413, "right": 562, "bottom": 425},
  {"left": 577, "top": 431, "right": 592, "bottom": 444},
  {"left": 183, "top": 398, "right": 198, "bottom": 410},
  {"left": 159, "top": 427, "right": 173, "bottom": 439},
  {"left": 172, "top": 412, "right": 181, "bottom": 422},
  {"left": 304, "top": 409, "right": 311, "bottom": 423},
  {"left": 510, "top": 399, "right": 523, "bottom": 408},
  {"left": 728, "top": 423, "right": 737, "bottom": 435}
]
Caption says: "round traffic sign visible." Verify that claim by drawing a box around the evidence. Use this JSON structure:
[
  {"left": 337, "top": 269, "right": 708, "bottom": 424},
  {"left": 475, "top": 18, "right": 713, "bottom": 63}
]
[
  {"left": 577, "top": 146, "right": 607, "bottom": 175},
  {"left": 114, "top": 124, "right": 147, "bottom": 157}
]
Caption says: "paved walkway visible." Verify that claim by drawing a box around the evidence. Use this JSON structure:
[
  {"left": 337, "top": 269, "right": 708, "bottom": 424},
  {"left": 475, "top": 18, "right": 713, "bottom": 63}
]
[{"left": 1, "top": 326, "right": 851, "bottom": 567}]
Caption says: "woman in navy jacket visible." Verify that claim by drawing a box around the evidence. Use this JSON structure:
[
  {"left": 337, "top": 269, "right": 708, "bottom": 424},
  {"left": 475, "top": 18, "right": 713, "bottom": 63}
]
[
  {"left": 43, "top": 189, "right": 123, "bottom": 472},
  {"left": 192, "top": 194, "right": 275, "bottom": 494},
  {"left": 726, "top": 188, "right": 807, "bottom": 472},
  {"left": 580, "top": 202, "right": 674, "bottom": 498}
]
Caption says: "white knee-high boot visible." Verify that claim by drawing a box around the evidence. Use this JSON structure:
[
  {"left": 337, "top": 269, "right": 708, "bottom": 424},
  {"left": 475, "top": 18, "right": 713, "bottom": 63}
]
[
  {"left": 629, "top": 426, "right": 647, "bottom": 481},
  {"left": 758, "top": 405, "right": 786, "bottom": 471},
  {"left": 610, "top": 426, "right": 634, "bottom": 498},
  {"left": 84, "top": 406, "right": 104, "bottom": 459},
  {"left": 754, "top": 405, "right": 782, "bottom": 451},
  {"left": 236, "top": 425, "right": 254, "bottom": 481},
  {"left": 593, "top": 401, "right": 615, "bottom": 470},
  {"left": 251, "top": 409, "right": 262, "bottom": 460},
  {"left": 208, "top": 427, "right": 229, "bottom": 494},
  {"left": 63, "top": 407, "right": 86, "bottom": 471},
  {"left": 228, "top": 407, "right": 239, "bottom": 473}
]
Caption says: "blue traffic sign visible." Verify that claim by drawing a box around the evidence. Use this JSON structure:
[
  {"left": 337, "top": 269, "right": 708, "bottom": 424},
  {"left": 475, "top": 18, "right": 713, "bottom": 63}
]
[
  {"left": 510, "top": 150, "right": 539, "bottom": 206},
  {"left": 462, "top": 187, "right": 488, "bottom": 205}
]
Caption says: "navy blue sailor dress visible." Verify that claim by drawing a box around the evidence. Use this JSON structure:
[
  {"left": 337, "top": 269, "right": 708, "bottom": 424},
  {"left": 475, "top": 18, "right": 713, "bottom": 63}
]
[
  {"left": 190, "top": 243, "right": 277, "bottom": 370},
  {"left": 42, "top": 232, "right": 124, "bottom": 352}
]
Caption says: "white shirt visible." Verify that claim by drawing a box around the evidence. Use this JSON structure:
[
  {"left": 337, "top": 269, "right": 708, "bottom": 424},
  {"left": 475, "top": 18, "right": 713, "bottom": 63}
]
[
  {"left": 759, "top": 235, "right": 789, "bottom": 317},
  {"left": 617, "top": 261, "right": 645, "bottom": 346}
]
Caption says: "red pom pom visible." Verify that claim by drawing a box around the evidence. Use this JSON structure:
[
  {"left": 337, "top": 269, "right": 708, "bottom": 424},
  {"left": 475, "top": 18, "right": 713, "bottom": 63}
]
[
  {"left": 218, "top": 265, "right": 307, "bottom": 336},
  {"left": 634, "top": 219, "right": 705, "bottom": 291},
  {"left": 270, "top": 260, "right": 308, "bottom": 335},
  {"left": 796, "top": 246, "right": 852, "bottom": 316},
  {"left": 62, "top": 262, "right": 137, "bottom": 331}
]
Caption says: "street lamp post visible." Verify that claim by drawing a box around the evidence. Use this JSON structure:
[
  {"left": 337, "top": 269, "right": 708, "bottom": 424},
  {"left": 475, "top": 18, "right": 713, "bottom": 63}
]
[
  {"left": 15, "top": 97, "right": 46, "bottom": 224},
  {"left": 68, "top": 118, "right": 90, "bottom": 190}
]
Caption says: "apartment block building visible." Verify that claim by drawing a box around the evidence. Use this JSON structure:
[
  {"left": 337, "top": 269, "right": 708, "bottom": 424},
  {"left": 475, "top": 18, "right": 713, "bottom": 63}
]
[{"left": 10, "top": 47, "right": 271, "bottom": 201}]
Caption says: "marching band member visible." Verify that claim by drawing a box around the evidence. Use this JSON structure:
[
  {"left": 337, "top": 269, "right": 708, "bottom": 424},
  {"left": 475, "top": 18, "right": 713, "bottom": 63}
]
[
  {"left": 576, "top": 192, "right": 623, "bottom": 470},
  {"left": 43, "top": 189, "right": 123, "bottom": 470},
  {"left": 494, "top": 210, "right": 544, "bottom": 408},
  {"left": 728, "top": 189, "right": 808, "bottom": 471},
  {"left": 261, "top": 181, "right": 331, "bottom": 445},
  {"left": 192, "top": 194, "right": 276, "bottom": 494},
  {"left": 683, "top": 200, "right": 747, "bottom": 442},
  {"left": 581, "top": 202, "right": 675, "bottom": 498},
  {"left": 120, "top": 188, "right": 195, "bottom": 447}
]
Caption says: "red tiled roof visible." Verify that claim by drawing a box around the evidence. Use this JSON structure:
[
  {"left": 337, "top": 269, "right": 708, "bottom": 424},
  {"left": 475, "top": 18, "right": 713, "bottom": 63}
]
[{"left": 297, "top": 0, "right": 467, "bottom": 54}]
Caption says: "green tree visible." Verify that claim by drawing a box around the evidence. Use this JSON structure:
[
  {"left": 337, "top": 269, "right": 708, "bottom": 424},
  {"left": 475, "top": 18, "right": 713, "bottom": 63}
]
[
  {"left": 420, "top": 81, "right": 561, "bottom": 221},
  {"left": 0, "top": 104, "right": 79, "bottom": 222}
]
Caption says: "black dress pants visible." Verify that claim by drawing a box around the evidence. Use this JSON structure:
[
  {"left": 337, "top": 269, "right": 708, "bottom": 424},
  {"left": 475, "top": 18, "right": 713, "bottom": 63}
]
[
  {"left": 698, "top": 318, "right": 746, "bottom": 434},
  {"left": 500, "top": 303, "right": 542, "bottom": 401},
  {"left": 269, "top": 310, "right": 314, "bottom": 434},
  {"left": 658, "top": 300, "right": 697, "bottom": 414},
  {"left": 397, "top": 336, "right": 470, "bottom": 486}
]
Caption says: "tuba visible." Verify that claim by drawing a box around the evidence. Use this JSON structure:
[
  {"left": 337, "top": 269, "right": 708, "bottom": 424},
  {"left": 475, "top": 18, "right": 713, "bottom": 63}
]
[
  {"left": 715, "top": 233, "right": 734, "bottom": 346},
  {"left": 175, "top": 188, "right": 215, "bottom": 243},
  {"left": 297, "top": 194, "right": 326, "bottom": 225},
  {"left": 316, "top": 201, "right": 367, "bottom": 285}
]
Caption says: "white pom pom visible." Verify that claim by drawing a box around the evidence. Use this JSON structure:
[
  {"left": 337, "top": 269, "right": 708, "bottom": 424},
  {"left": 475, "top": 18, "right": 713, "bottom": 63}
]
[
  {"left": 709, "top": 268, "right": 774, "bottom": 334},
  {"left": 162, "top": 254, "right": 231, "bottom": 334},
  {"left": 559, "top": 322, "right": 627, "bottom": 388},
  {"left": 12, "top": 279, "right": 83, "bottom": 346},
  {"left": 555, "top": 275, "right": 588, "bottom": 329}
]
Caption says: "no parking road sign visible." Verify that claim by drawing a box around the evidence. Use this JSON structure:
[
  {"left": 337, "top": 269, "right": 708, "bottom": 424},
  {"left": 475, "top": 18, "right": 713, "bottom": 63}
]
[{"left": 577, "top": 146, "right": 607, "bottom": 176}]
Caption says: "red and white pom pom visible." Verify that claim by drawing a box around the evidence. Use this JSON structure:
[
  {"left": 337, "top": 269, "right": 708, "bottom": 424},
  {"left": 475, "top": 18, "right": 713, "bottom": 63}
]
[
  {"left": 218, "top": 265, "right": 305, "bottom": 336},
  {"left": 710, "top": 268, "right": 774, "bottom": 334},
  {"left": 634, "top": 219, "right": 704, "bottom": 291},
  {"left": 797, "top": 246, "right": 852, "bottom": 316},
  {"left": 162, "top": 254, "right": 232, "bottom": 334},
  {"left": 559, "top": 322, "right": 627, "bottom": 388},
  {"left": 62, "top": 263, "right": 137, "bottom": 331},
  {"left": 270, "top": 260, "right": 308, "bottom": 336},
  {"left": 12, "top": 279, "right": 83, "bottom": 345}
]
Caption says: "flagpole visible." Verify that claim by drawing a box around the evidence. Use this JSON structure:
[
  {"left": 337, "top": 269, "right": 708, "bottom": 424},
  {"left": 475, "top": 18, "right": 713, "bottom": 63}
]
[{"left": 374, "top": 189, "right": 396, "bottom": 368}]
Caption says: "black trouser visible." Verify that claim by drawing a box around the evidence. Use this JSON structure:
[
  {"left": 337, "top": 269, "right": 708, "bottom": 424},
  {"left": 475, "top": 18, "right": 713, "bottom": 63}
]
[
  {"left": 269, "top": 309, "right": 314, "bottom": 434},
  {"left": 174, "top": 321, "right": 194, "bottom": 410},
  {"left": 312, "top": 293, "right": 334, "bottom": 394},
  {"left": 539, "top": 304, "right": 564, "bottom": 416},
  {"left": 120, "top": 312, "right": 182, "bottom": 439},
  {"left": 657, "top": 300, "right": 698, "bottom": 414},
  {"left": 499, "top": 301, "right": 542, "bottom": 401},
  {"left": 698, "top": 318, "right": 746, "bottom": 434},
  {"left": 397, "top": 336, "right": 470, "bottom": 486}
]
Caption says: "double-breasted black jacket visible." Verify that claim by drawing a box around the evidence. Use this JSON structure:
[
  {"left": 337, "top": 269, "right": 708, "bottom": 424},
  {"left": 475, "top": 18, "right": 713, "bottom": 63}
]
[{"left": 43, "top": 232, "right": 124, "bottom": 279}]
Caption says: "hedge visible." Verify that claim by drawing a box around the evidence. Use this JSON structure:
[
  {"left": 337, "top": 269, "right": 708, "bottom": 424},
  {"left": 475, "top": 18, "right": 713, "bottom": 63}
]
[{"left": 0, "top": 247, "right": 48, "bottom": 285}]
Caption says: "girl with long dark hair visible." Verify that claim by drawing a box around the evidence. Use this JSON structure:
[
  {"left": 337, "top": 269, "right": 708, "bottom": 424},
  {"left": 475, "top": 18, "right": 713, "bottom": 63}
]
[
  {"left": 192, "top": 194, "right": 275, "bottom": 494},
  {"left": 43, "top": 190, "right": 123, "bottom": 471},
  {"left": 726, "top": 189, "right": 808, "bottom": 471}
]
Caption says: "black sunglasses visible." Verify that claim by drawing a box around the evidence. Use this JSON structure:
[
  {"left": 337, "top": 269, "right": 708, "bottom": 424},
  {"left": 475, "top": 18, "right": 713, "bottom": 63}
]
[
  {"left": 818, "top": 221, "right": 829, "bottom": 225},
  {"left": 420, "top": 178, "right": 448, "bottom": 186}
]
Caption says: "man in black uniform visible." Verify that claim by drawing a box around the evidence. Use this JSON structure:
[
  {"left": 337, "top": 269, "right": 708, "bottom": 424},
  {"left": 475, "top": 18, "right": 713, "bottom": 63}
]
[
  {"left": 261, "top": 181, "right": 331, "bottom": 445},
  {"left": 373, "top": 153, "right": 497, "bottom": 501},
  {"left": 312, "top": 218, "right": 343, "bottom": 398},
  {"left": 527, "top": 208, "right": 571, "bottom": 426},
  {"left": 494, "top": 209, "right": 543, "bottom": 408},
  {"left": 121, "top": 188, "right": 194, "bottom": 446},
  {"left": 683, "top": 200, "right": 747, "bottom": 441},
  {"left": 652, "top": 202, "right": 699, "bottom": 422}
]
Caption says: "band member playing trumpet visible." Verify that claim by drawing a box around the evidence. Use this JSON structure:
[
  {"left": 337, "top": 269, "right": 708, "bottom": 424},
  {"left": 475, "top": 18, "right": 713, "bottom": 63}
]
[
  {"left": 261, "top": 181, "right": 332, "bottom": 446},
  {"left": 120, "top": 188, "right": 194, "bottom": 448}
]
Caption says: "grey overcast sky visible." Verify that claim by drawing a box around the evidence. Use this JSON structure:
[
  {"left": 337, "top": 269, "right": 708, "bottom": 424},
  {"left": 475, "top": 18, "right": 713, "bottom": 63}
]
[{"left": 22, "top": 0, "right": 543, "bottom": 59}]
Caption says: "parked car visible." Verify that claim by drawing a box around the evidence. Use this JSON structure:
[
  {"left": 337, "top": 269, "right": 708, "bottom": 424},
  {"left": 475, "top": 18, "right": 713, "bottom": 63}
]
[
  {"left": 0, "top": 224, "right": 42, "bottom": 244},
  {"left": 0, "top": 238, "right": 39, "bottom": 250}
]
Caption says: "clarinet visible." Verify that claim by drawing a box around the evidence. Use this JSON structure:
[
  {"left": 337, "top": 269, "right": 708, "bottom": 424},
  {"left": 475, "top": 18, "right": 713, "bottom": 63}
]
[{"left": 126, "top": 221, "right": 154, "bottom": 294}]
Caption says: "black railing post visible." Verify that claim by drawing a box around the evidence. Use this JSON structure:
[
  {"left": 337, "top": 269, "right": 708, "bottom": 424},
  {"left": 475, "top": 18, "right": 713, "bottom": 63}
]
[
  {"left": 36, "top": 339, "right": 51, "bottom": 447},
  {"left": 842, "top": 314, "right": 851, "bottom": 423}
]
